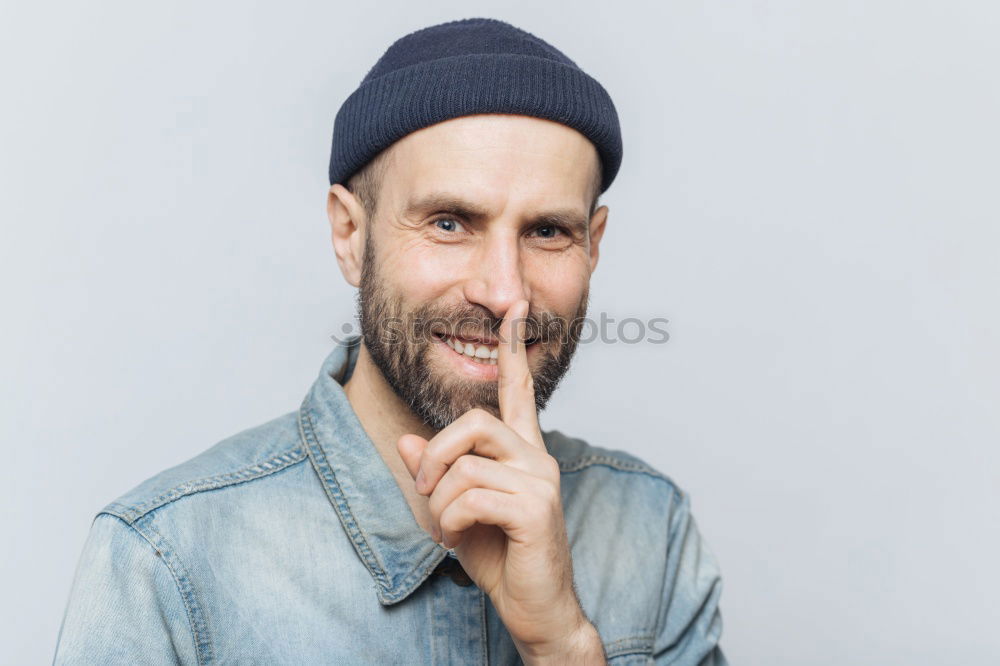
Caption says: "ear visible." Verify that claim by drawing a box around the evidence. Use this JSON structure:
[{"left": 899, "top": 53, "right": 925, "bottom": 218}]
[
  {"left": 327, "top": 183, "right": 367, "bottom": 287},
  {"left": 588, "top": 204, "right": 609, "bottom": 273}
]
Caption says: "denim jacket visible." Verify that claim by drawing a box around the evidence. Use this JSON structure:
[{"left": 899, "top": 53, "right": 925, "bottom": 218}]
[{"left": 54, "top": 337, "right": 727, "bottom": 665}]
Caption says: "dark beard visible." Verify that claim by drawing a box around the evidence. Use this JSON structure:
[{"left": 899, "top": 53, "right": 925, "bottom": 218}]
[{"left": 357, "top": 234, "right": 588, "bottom": 431}]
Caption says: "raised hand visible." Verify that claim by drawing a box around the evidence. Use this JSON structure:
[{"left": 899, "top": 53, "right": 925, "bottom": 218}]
[{"left": 397, "top": 300, "right": 605, "bottom": 664}]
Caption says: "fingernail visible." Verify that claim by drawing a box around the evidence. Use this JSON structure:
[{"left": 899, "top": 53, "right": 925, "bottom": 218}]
[{"left": 415, "top": 469, "right": 425, "bottom": 494}]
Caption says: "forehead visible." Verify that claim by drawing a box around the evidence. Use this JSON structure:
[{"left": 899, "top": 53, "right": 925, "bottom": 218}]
[{"left": 379, "top": 114, "right": 599, "bottom": 215}]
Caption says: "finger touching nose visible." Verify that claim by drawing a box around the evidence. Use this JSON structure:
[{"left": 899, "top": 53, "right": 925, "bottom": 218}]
[{"left": 462, "top": 239, "right": 531, "bottom": 319}]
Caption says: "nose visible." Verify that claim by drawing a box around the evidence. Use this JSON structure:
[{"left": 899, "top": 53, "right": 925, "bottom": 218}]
[{"left": 461, "top": 230, "right": 531, "bottom": 320}]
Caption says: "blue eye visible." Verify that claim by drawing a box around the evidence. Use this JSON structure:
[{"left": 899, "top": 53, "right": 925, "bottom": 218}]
[
  {"left": 434, "top": 218, "right": 463, "bottom": 232},
  {"left": 535, "top": 225, "right": 558, "bottom": 238}
]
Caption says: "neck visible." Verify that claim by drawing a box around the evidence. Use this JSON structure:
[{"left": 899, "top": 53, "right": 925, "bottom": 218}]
[
  {"left": 342, "top": 343, "right": 437, "bottom": 529},
  {"left": 343, "top": 343, "right": 437, "bottom": 447}
]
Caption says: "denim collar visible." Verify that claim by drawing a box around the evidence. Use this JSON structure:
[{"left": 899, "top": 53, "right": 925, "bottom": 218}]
[{"left": 297, "top": 336, "right": 451, "bottom": 605}]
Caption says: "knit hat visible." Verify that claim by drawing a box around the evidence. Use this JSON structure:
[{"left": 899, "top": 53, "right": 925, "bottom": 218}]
[{"left": 328, "top": 17, "right": 623, "bottom": 193}]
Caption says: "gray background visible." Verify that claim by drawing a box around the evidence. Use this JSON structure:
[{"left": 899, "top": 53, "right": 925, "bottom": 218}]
[{"left": 3, "top": 1, "right": 998, "bottom": 663}]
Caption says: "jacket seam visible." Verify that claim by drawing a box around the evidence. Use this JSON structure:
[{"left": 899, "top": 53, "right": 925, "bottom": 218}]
[
  {"left": 604, "top": 633, "right": 655, "bottom": 659},
  {"left": 98, "top": 513, "right": 214, "bottom": 665},
  {"left": 651, "top": 575, "right": 722, "bottom": 660},
  {"left": 557, "top": 454, "right": 674, "bottom": 483},
  {"left": 649, "top": 489, "right": 693, "bottom": 658},
  {"left": 106, "top": 446, "right": 308, "bottom": 524},
  {"left": 297, "top": 401, "right": 393, "bottom": 592},
  {"left": 298, "top": 392, "right": 448, "bottom": 605}
]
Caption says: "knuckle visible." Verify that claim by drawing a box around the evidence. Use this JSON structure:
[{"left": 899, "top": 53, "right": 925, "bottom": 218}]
[
  {"left": 465, "top": 408, "right": 492, "bottom": 428},
  {"left": 453, "top": 454, "right": 480, "bottom": 479},
  {"left": 463, "top": 487, "right": 492, "bottom": 511},
  {"left": 539, "top": 455, "right": 560, "bottom": 478}
]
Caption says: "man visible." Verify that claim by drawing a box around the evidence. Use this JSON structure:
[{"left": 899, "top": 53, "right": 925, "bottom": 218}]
[{"left": 55, "top": 17, "right": 726, "bottom": 665}]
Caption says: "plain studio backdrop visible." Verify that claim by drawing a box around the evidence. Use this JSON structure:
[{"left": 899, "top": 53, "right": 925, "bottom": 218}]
[{"left": 2, "top": 1, "right": 998, "bottom": 663}]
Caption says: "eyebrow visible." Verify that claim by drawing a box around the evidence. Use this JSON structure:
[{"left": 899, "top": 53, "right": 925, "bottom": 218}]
[{"left": 403, "top": 192, "right": 590, "bottom": 234}]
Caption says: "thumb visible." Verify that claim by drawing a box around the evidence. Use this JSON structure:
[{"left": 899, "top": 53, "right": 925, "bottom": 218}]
[{"left": 396, "top": 433, "right": 428, "bottom": 481}]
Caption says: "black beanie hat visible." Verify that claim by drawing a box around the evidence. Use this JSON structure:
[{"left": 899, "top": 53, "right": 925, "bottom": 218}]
[{"left": 328, "top": 17, "right": 623, "bottom": 194}]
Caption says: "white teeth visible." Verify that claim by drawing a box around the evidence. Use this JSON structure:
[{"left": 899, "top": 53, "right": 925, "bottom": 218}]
[
  {"left": 441, "top": 335, "right": 500, "bottom": 365},
  {"left": 489, "top": 348, "right": 498, "bottom": 360}
]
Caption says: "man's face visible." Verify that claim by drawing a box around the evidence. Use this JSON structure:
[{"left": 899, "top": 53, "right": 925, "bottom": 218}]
[{"left": 354, "top": 114, "right": 606, "bottom": 430}]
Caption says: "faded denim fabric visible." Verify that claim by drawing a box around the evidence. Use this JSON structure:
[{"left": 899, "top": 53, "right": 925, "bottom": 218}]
[{"left": 54, "top": 337, "right": 727, "bottom": 665}]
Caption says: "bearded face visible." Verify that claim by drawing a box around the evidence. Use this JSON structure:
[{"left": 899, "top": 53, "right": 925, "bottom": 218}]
[
  {"left": 357, "top": 230, "right": 589, "bottom": 431},
  {"left": 336, "top": 115, "right": 604, "bottom": 431}
]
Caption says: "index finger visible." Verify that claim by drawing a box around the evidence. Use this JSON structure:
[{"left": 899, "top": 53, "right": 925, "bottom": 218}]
[{"left": 498, "top": 299, "right": 544, "bottom": 447}]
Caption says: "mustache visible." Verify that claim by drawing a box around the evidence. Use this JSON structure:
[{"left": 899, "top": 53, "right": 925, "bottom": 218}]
[{"left": 405, "top": 302, "right": 576, "bottom": 344}]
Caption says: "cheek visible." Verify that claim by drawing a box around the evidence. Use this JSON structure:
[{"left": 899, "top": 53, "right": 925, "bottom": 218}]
[
  {"left": 525, "top": 254, "right": 591, "bottom": 314},
  {"left": 381, "top": 241, "right": 464, "bottom": 301}
]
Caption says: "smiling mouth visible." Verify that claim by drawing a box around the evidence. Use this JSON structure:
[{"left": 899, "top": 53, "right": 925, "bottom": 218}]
[
  {"left": 434, "top": 333, "right": 499, "bottom": 365},
  {"left": 432, "top": 332, "right": 540, "bottom": 366}
]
